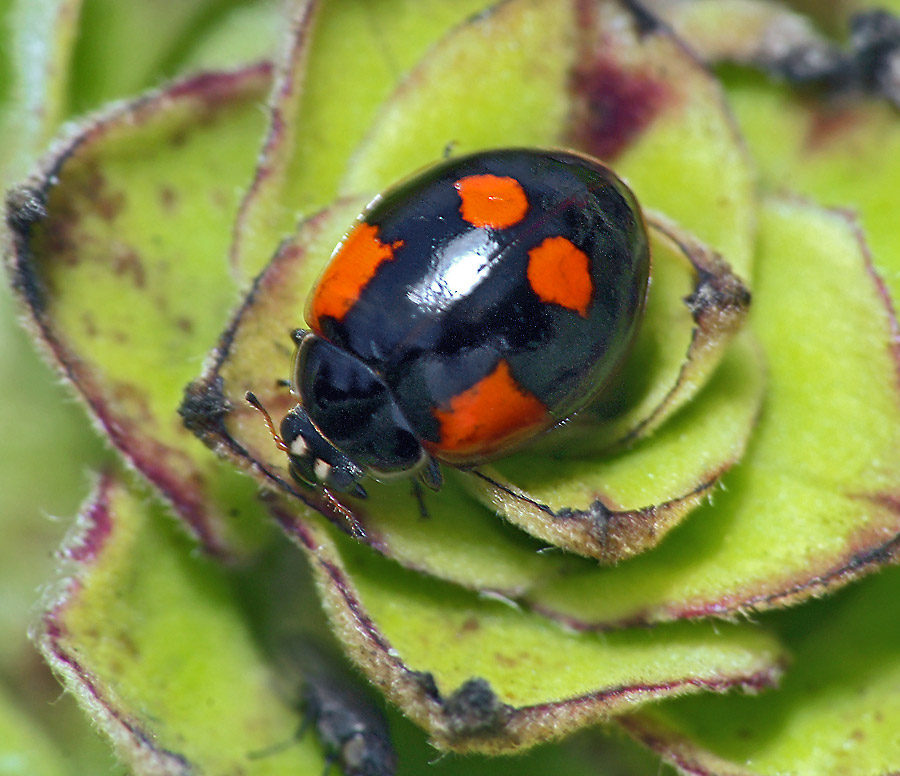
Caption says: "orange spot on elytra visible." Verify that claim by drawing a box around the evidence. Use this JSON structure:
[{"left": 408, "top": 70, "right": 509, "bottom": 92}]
[
  {"left": 455, "top": 174, "right": 529, "bottom": 229},
  {"left": 527, "top": 236, "right": 592, "bottom": 317},
  {"left": 307, "top": 222, "right": 403, "bottom": 329},
  {"left": 429, "top": 359, "right": 548, "bottom": 460}
]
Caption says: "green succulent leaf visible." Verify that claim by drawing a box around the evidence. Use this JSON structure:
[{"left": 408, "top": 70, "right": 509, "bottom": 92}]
[
  {"left": 7, "top": 0, "right": 900, "bottom": 771},
  {"left": 6, "top": 65, "right": 276, "bottom": 555},
  {"left": 231, "top": 0, "right": 498, "bottom": 280},
  {"left": 526, "top": 196, "right": 900, "bottom": 627},
  {"left": 67, "top": 0, "right": 272, "bottom": 114},
  {"left": 0, "top": 0, "right": 79, "bottom": 185},
  {"left": 549, "top": 213, "right": 751, "bottom": 453},
  {"left": 469, "top": 329, "right": 763, "bottom": 563},
  {"left": 341, "top": 0, "right": 756, "bottom": 284},
  {"left": 648, "top": 0, "right": 829, "bottom": 71},
  {"left": 269, "top": 501, "right": 786, "bottom": 754},
  {"left": 33, "top": 471, "right": 328, "bottom": 774},
  {"left": 622, "top": 564, "right": 900, "bottom": 776},
  {"left": 190, "top": 195, "right": 755, "bottom": 576},
  {"left": 724, "top": 75, "right": 900, "bottom": 305}
]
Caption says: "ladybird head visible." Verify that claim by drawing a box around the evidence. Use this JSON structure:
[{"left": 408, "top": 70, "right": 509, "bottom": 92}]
[
  {"left": 291, "top": 334, "right": 429, "bottom": 484},
  {"left": 279, "top": 405, "right": 368, "bottom": 498}
]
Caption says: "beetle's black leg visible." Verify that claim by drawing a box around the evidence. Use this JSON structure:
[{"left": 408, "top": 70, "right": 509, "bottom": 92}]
[
  {"left": 419, "top": 458, "right": 443, "bottom": 491},
  {"left": 276, "top": 378, "right": 291, "bottom": 389},
  {"left": 411, "top": 479, "right": 430, "bottom": 520}
]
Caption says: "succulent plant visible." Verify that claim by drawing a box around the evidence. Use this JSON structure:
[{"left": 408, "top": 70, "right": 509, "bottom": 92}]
[{"left": 3, "top": 1, "right": 900, "bottom": 774}]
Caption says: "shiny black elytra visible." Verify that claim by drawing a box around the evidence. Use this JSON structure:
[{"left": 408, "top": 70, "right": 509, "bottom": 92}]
[{"left": 253, "top": 148, "right": 651, "bottom": 499}]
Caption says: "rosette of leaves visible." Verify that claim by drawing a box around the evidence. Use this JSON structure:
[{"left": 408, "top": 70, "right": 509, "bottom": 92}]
[{"left": 3, "top": 1, "right": 900, "bottom": 774}]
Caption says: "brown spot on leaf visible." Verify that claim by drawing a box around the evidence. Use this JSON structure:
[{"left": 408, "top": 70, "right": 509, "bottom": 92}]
[
  {"left": 112, "top": 249, "right": 146, "bottom": 288},
  {"left": 460, "top": 617, "right": 480, "bottom": 634},
  {"left": 80, "top": 311, "right": 98, "bottom": 338},
  {"left": 804, "top": 103, "right": 866, "bottom": 151},
  {"left": 568, "top": 55, "right": 672, "bottom": 160},
  {"left": 159, "top": 186, "right": 178, "bottom": 212}
]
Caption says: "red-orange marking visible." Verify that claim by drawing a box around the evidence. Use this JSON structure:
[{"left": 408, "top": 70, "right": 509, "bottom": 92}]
[
  {"left": 429, "top": 359, "right": 548, "bottom": 460},
  {"left": 307, "top": 222, "right": 403, "bottom": 329},
  {"left": 454, "top": 174, "right": 529, "bottom": 229},
  {"left": 527, "top": 235, "right": 593, "bottom": 317}
]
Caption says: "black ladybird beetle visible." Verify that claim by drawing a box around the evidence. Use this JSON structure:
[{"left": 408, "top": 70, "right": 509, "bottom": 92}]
[{"left": 251, "top": 149, "right": 650, "bottom": 499}]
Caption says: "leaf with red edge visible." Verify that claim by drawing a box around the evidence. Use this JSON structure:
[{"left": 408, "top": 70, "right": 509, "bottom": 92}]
[
  {"left": 269, "top": 501, "right": 787, "bottom": 755},
  {"left": 621, "top": 564, "right": 900, "bottom": 776},
  {"left": 33, "top": 471, "right": 328, "bottom": 774},
  {"left": 525, "top": 197, "right": 900, "bottom": 629},
  {"left": 184, "top": 191, "right": 755, "bottom": 582},
  {"left": 467, "top": 330, "right": 763, "bottom": 563},
  {"left": 342, "top": 0, "right": 756, "bottom": 284},
  {"left": 6, "top": 65, "right": 276, "bottom": 555},
  {"left": 230, "top": 0, "right": 498, "bottom": 281}
]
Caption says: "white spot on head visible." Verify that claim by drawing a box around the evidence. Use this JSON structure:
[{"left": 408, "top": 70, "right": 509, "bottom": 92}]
[
  {"left": 314, "top": 459, "right": 332, "bottom": 482},
  {"left": 290, "top": 435, "right": 309, "bottom": 457}
]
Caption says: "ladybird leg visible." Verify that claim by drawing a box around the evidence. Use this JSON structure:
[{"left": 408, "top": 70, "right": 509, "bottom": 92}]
[
  {"left": 410, "top": 479, "right": 430, "bottom": 521},
  {"left": 246, "top": 729, "right": 301, "bottom": 760},
  {"left": 322, "top": 487, "right": 367, "bottom": 539},
  {"left": 276, "top": 378, "right": 291, "bottom": 389},
  {"left": 418, "top": 458, "right": 443, "bottom": 491}
]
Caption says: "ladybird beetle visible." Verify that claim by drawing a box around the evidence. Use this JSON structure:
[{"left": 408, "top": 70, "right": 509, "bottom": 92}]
[{"left": 251, "top": 149, "right": 650, "bottom": 499}]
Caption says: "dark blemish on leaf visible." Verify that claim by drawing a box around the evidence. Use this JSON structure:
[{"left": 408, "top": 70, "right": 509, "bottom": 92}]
[
  {"left": 112, "top": 249, "right": 147, "bottom": 288},
  {"left": 684, "top": 266, "right": 751, "bottom": 323},
  {"left": 179, "top": 376, "right": 231, "bottom": 439},
  {"left": 848, "top": 10, "right": 900, "bottom": 106},
  {"left": 159, "top": 186, "right": 178, "bottom": 211},
  {"left": 804, "top": 104, "right": 866, "bottom": 152},
  {"left": 459, "top": 617, "right": 480, "bottom": 634},
  {"left": 175, "top": 316, "right": 193, "bottom": 334},
  {"left": 443, "top": 678, "right": 512, "bottom": 738},
  {"left": 568, "top": 55, "right": 671, "bottom": 161},
  {"left": 209, "top": 188, "right": 230, "bottom": 210},
  {"left": 80, "top": 312, "right": 98, "bottom": 338},
  {"left": 168, "top": 128, "right": 189, "bottom": 147},
  {"left": 752, "top": 10, "right": 900, "bottom": 107},
  {"left": 493, "top": 653, "right": 519, "bottom": 669},
  {"left": 410, "top": 670, "right": 441, "bottom": 703},
  {"left": 111, "top": 381, "right": 156, "bottom": 424},
  {"left": 70, "top": 160, "right": 124, "bottom": 222},
  {"left": 5, "top": 186, "right": 47, "bottom": 232},
  {"left": 94, "top": 187, "right": 125, "bottom": 222},
  {"left": 117, "top": 632, "right": 140, "bottom": 659},
  {"left": 584, "top": 500, "right": 613, "bottom": 546}
]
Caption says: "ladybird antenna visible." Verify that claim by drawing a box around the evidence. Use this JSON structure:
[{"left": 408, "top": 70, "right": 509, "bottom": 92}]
[{"left": 245, "top": 391, "right": 290, "bottom": 453}]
